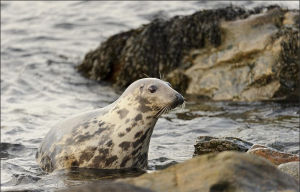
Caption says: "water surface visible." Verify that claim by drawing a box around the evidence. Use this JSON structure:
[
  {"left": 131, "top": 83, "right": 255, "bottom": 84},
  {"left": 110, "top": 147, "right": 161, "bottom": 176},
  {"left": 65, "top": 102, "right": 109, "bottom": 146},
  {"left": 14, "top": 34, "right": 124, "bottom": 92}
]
[{"left": 1, "top": 1, "right": 299, "bottom": 191}]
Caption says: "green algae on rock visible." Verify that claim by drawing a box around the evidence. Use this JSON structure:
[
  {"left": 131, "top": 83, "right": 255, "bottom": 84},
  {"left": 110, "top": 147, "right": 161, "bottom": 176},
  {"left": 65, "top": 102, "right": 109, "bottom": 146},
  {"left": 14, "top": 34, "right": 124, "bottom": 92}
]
[{"left": 78, "top": 6, "right": 299, "bottom": 101}]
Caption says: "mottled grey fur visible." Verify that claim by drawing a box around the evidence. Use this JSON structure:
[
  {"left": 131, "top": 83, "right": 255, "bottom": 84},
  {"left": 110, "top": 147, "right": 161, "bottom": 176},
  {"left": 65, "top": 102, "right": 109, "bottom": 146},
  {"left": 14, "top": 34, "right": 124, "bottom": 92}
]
[{"left": 36, "top": 78, "right": 183, "bottom": 172}]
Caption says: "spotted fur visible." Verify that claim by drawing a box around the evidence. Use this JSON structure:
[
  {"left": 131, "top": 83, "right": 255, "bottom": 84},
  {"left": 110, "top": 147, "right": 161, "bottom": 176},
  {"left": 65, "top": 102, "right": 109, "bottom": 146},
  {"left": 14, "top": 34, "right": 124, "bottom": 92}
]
[{"left": 36, "top": 78, "right": 183, "bottom": 172}]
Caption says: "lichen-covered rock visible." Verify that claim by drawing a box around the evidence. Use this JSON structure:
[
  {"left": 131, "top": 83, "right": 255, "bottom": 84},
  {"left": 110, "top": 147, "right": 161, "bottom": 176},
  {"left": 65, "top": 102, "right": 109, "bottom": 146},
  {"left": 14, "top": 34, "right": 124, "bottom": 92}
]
[
  {"left": 78, "top": 6, "right": 254, "bottom": 88},
  {"left": 165, "top": 69, "right": 190, "bottom": 94},
  {"left": 78, "top": 6, "right": 299, "bottom": 101},
  {"left": 119, "top": 151, "right": 299, "bottom": 192},
  {"left": 278, "top": 161, "right": 300, "bottom": 181},
  {"left": 247, "top": 145, "right": 300, "bottom": 165},
  {"left": 186, "top": 8, "right": 300, "bottom": 101},
  {"left": 193, "top": 136, "right": 253, "bottom": 156}
]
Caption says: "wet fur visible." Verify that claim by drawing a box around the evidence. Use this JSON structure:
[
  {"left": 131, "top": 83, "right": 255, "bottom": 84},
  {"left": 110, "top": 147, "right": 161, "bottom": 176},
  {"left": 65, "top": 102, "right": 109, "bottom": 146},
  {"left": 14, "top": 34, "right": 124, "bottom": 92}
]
[{"left": 36, "top": 78, "right": 183, "bottom": 172}]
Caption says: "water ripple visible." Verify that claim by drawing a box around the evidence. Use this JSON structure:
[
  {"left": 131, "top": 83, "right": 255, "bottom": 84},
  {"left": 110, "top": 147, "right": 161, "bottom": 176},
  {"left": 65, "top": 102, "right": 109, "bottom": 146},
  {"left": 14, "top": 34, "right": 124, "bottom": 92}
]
[{"left": 1, "top": 1, "right": 299, "bottom": 191}]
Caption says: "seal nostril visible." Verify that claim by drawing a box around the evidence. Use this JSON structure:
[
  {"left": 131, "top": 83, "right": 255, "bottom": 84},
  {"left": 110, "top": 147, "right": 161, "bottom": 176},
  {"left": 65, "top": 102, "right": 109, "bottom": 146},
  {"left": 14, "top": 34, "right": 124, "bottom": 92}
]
[{"left": 175, "top": 93, "right": 184, "bottom": 105}]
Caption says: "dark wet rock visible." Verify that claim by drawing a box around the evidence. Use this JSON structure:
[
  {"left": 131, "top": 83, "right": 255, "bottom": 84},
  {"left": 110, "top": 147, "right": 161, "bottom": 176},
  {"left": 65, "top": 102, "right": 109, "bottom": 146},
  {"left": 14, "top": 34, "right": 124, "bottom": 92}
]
[
  {"left": 193, "top": 136, "right": 253, "bottom": 156},
  {"left": 78, "top": 6, "right": 299, "bottom": 101},
  {"left": 58, "top": 181, "right": 153, "bottom": 192},
  {"left": 247, "top": 145, "right": 300, "bottom": 165},
  {"left": 78, "top": 6, "right": 253, "bottom": 87},
  {"left": 278, "top": 161, "right": 300, "bottom": 181},
  {"left": 119, "top": 151, "right": 299, "bottom": 192}
]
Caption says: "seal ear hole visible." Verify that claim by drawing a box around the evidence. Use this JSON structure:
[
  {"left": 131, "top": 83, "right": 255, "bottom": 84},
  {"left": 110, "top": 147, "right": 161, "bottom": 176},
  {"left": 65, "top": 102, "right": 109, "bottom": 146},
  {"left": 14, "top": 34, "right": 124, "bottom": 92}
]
[
  {"left": 139, "top": 84, "right": 145, "bottom": 92},
  {"left": 166, "top": 82, "right": 172, "bottom": 87},
  {"left": 148, "top": 85, "right": 157, "bottom": 93}
]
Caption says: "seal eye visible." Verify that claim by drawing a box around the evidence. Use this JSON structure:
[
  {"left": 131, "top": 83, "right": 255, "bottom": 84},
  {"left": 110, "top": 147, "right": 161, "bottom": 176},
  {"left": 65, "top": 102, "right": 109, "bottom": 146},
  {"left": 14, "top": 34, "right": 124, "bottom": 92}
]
[{"left": 148, "top": 85, "right": 157, "bottom": 93}]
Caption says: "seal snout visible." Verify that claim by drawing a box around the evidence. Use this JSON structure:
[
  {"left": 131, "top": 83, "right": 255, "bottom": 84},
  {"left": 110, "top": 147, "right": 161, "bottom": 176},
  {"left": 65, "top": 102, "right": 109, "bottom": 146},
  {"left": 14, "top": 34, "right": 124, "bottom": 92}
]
[
  {"left": 175, "top": 93, "right": 184, "bottom": 105},
  {"left": 170, "top": 93, "right": 184, "bottom": 109}
]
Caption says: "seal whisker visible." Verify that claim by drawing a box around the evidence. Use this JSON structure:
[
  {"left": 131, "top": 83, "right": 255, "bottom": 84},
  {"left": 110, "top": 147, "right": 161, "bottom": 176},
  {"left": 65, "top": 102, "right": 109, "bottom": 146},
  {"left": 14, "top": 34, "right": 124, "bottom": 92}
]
[
  {"left": 163, "top": 106, "right": 169, "bottom": 114},
  {"left": 155, "top": 104, "right": 174, "bottom": 118},
  {"left": 142, "top": 73, "right": 150, "bottom": 78},
  {"left": 154, "top": 106, "right": 166, "bottom": 118},
  {"left": 155, "top": 104, "right": 171, "bottom": 118},
  {"left": 165, "top": 105, "right": 172, "bottom": 114},
  {"left": 180, "top": 101, "right": 186, "bottom": 110}
]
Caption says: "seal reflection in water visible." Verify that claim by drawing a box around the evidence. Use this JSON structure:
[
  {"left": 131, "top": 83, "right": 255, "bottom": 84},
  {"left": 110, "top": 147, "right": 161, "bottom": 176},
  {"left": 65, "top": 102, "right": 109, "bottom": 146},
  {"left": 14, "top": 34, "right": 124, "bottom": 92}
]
[{"left": 36, "top": 78, "right": 184, "bottom": 172}]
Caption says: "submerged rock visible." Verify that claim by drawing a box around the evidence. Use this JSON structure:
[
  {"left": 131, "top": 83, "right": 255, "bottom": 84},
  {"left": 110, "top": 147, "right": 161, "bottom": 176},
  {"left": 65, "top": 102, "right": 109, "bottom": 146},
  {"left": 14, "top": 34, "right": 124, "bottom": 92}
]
[
  {"left": 119, "top": 151, "right": 299, "bottom": 192},
  {"left": 247, "top": 145, "right": 300, "bottom": 165},
  {"left": 193, "top": 136, "right": 253, "bottom": 156},
  {"left": 78, "top": 6, "right": 299, "bottom": 101},
  {"left": 278, "top": 161, "right": 300, "bottom": 181}
]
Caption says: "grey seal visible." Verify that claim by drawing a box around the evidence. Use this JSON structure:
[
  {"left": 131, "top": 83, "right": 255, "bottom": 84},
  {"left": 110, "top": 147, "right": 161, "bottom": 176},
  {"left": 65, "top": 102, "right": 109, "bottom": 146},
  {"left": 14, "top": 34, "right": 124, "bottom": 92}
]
[{"left": 36, "top": 78, "right": 184, "bottom": 172}]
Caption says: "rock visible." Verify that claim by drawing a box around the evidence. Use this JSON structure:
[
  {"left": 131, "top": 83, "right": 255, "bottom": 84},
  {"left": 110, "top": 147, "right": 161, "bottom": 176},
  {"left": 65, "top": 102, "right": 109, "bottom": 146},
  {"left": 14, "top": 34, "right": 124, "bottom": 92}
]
[
  {"left": 78, "top": 6, "right": 299, "bottom": 101},
  {"left": 247, "top": 145, "right": 300, "bottom": 165},
  {"left": 165, "top": 69, "right": 190, "bottom": 94},
  {"left": 193, "top": 136, "right": 253, "bottom": 156},
  {"left": 78, "top": 6, "right": 253, "bottom": 88},
  {"left": 278, "top": 161, "right": 300, "bottom": 181},
  {"left": 119, "top": 151, "right": 299, "bottom": 192},
  {"left": 58, "top": 181, "right": 153, "bottom": 192},
  {"left": 185, "top": 8, "right": 299, "bottom": 101},
  {"left": 248, "top": 144, "right": 267, "bottom": 150}
]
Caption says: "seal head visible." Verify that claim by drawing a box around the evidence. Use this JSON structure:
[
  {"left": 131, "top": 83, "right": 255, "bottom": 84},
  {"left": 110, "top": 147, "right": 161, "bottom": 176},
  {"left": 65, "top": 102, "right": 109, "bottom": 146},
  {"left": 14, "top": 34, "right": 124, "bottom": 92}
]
[
  {"left": 36, "top": 78, "right": 184, "bottom": 172},
  {"left": 120, "top": 78, "right": 184, "bottom": 118}
]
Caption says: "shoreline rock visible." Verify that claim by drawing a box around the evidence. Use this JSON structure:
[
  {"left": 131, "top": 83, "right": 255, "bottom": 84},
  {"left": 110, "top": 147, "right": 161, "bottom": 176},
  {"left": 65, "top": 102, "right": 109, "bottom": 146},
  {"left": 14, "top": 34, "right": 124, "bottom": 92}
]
[
  {"left": 58, "top": 181, "right": 153, "bottom": 192},
  {"left": 118, "top": 151, "right": 299, "bottom": 192},
  {"left": 193, "top": 136, "right": 253, "bottom": 156},
  {"left": 247, "top": 144, "right": 300, "bottom": 165},
  {"left": 57, "top": 149, "right": 299, "bottom": 192},
  {"left": 78, "top": 5, "right": 299, "bottom": 102},
  {"left": 278, "top": 161, "right": 300, "bottom": 181}
]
